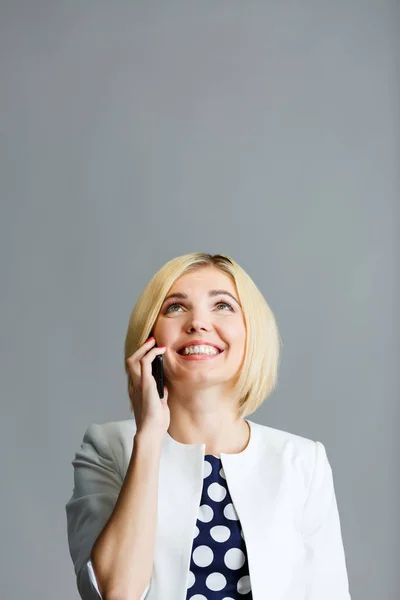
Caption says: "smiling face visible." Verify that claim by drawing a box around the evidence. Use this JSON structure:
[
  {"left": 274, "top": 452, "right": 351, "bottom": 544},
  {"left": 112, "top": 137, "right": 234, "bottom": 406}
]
[{"left": 152, "top": 266, "right": 247, "bottom": 392}]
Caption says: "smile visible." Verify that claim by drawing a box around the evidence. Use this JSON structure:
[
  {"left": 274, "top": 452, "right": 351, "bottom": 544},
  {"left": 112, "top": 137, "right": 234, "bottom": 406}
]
[{"left": 176, "top": 349, "right": 225, "bottom": 361}]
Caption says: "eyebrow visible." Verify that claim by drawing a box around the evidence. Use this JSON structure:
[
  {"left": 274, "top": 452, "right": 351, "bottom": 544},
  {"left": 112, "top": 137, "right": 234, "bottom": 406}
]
[{"left": 162, "top": 289, "right": 240, "bottom": 307}]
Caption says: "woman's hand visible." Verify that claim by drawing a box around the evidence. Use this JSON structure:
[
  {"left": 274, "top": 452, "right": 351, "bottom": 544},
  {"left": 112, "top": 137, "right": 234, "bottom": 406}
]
[{"left": 126, "top": 337, "right": 170, "bottom": 438}]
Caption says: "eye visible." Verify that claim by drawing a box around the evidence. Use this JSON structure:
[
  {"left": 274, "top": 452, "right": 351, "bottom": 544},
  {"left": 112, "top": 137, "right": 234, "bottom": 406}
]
[
  {"left": 164, "top": 303, "right": 182, "bottom": 313},
  {"left": 164, "top": 300, "right": 234, "bottom": 314},
  {"left": 215, "top": 301, "right": 234, "bottom": 311}
]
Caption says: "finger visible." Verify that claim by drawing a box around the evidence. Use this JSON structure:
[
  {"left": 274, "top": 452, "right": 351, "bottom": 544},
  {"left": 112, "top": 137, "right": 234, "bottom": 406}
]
[
  {"left": 125, "top": 337, "right": 157, "bottom": 376},
  {"left": 140, "top": 346, "right": 166, "bottom": 382},
  {"left": 126, "top": 337, "right": 157, "bottom": 363}
]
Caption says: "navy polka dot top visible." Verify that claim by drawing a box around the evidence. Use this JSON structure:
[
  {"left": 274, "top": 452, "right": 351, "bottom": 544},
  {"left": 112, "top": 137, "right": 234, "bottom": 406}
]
[{"left": 185, "top": 454, "right": 253, "bottom": 599}]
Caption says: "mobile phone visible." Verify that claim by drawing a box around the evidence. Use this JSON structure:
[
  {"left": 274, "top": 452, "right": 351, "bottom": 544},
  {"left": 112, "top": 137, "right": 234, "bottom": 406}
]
[{"left": 151, "top": 347, "right": 165, "bottom": 399}]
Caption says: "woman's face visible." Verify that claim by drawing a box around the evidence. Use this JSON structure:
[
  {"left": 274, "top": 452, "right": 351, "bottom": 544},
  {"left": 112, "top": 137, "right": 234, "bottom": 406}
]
[{"left": 152, "top": 266, "right": 246, "bottom": 391}]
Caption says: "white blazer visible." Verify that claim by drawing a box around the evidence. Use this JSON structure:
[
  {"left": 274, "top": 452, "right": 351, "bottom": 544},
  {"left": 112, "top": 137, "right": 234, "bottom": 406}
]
[{"left": 65, "top": 418, "right": 351, "bottom": 600}]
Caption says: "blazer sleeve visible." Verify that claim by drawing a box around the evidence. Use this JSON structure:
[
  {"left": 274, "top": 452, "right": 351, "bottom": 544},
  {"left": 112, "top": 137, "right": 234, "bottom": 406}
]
[
  {"left": 301, "top": 440, "right": 352, "bottom": 600},
  {"left": 65, "top": 422, "right": 123, "bottom": 600}
]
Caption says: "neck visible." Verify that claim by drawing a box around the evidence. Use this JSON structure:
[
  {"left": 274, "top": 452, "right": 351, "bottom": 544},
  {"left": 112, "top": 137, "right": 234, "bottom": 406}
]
[{"left": 167, "top": 408, "right": 250, "bottom": 457}]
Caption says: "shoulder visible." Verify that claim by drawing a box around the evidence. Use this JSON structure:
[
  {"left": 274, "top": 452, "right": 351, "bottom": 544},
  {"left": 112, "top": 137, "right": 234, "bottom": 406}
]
[
  {"left": 250, "top": 418, "right": 317, "bottom": 452},
  {"left": 81, "top": 418, "right": 136, "bottom": 446},
  {"left": 248, "top": 419, "right": 328, "bottom": 482},
  {"left": 83, "top": 418, "right": 136, "bottom": 437},
  {"left": 78, "top": 418, "right": 137, "bottom": 475}
]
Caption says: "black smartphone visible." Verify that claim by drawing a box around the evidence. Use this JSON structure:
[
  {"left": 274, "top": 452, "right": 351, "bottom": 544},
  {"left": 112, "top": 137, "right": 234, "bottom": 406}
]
[{"left": 151, "top": 345, "right": 165, "bottom": 399}]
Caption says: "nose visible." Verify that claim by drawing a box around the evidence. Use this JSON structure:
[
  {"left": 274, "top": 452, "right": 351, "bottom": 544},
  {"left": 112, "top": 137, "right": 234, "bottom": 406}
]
[
  {"left": 187, "top": 323, "right": 210, "bottom": 333},
  {"left": 185, "top": 313, "right": 212, "bottom": 333}
]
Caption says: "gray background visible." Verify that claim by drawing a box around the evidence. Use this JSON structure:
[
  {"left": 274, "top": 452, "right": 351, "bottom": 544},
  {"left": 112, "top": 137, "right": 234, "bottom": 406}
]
[{"left": 1, "top": 1, "right": 398, "bottom": 598}]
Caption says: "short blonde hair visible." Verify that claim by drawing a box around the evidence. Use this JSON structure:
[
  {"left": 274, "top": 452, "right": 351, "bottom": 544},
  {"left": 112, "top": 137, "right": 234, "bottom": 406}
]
[{"left": 124, "top": 252, "right": 282, "bottom": 418}]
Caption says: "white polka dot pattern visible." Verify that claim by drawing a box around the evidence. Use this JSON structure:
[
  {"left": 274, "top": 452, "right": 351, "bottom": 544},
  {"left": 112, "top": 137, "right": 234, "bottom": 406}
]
[
  {"left": 198, "top": 504, "right": 214, "bottom": 523},
  {"left": 210, "top": 525, "right": 231, "bottom": 543},
  {"left": 186, "top": 456, "right": 253, "bottom": 599},
  {"left": 193, "top": 545, "right": 214, "bottom": 568}
]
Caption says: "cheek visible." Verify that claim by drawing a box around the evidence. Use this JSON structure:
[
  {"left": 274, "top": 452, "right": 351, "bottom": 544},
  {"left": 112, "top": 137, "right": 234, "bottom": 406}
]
[
  {"left": 153, "top": 319, "right": 174, "bottom": 343},
  {"left": 223, "top": 331, "right": 246, "bottom": 363},
  {"left": 224, "top": 319, "right": 246, "bottom": 343}
]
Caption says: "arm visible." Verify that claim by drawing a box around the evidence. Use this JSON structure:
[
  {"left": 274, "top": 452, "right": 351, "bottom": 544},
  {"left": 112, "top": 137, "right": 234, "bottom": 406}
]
[
  {"left": 301, "top": 441, "right": 352, "bottom": 600},
  {"left": 65, "top": 423, "right": 163, "bottom": 600}
]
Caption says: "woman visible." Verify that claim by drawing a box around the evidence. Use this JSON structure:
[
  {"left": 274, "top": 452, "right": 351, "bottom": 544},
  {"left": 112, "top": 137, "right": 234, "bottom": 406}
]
[{"left": 65, "top": 252, "right": 351, "bottom": 600}]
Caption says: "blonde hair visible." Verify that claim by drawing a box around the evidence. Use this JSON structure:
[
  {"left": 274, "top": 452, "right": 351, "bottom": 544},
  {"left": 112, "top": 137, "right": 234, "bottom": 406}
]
[{"left": 124, "top": 252, "right": 282, "bottom": 418}]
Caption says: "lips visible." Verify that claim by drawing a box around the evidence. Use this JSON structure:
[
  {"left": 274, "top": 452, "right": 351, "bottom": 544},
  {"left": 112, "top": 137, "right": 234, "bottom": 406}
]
[{"left": 176, "top": 341, "right": 224, "bottom": 354}]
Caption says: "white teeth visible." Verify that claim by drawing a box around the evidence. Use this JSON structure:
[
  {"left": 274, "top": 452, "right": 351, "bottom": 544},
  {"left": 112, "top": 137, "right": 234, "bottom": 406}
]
[{"left": 181, "top": 345, "right": 219, "bottom": 355}]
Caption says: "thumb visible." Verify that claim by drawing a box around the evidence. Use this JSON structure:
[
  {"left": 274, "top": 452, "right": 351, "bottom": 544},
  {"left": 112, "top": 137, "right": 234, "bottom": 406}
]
[{"left": 161, "top": 386, "right": 169, "bottom": 405}]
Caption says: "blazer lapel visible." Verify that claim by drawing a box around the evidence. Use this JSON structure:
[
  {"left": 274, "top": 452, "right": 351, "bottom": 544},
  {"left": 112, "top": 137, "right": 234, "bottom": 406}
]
[
  {"left": 154, "top": 431, "right": 206, "bottom": 599},
  {"left": 221, "top": 420, "right": 300, "bottom": 598}
]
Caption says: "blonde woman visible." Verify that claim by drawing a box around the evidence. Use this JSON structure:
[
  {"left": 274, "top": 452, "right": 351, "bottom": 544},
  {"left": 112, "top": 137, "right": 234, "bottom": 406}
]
[{"left": 65, "top": 252, "right": 351, "bottom": 600}]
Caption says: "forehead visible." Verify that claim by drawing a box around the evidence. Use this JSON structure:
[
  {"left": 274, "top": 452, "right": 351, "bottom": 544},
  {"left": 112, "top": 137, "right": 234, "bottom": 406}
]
[{"left": 168, "top": 266, "right": 236, "bottom": 293}]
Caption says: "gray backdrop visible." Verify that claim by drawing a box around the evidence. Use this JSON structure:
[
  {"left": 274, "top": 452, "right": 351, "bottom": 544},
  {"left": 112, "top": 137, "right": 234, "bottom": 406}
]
[{"left": 1, "top": 1, "right": 398, "bottom": 599}]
